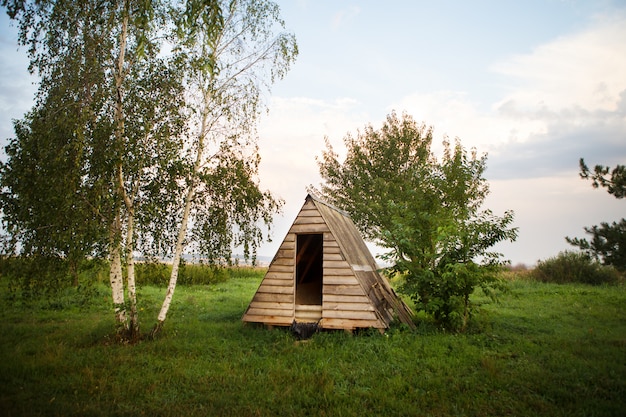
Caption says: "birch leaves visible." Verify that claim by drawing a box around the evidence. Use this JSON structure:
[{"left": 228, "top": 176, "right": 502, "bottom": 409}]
[{"left": 1, "top": 0, "right": 297, "bottom": 339}]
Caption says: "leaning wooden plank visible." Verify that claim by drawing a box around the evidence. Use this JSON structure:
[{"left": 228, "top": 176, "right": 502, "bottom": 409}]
[{"left": 369, "top": 281, "right": 416, "bottom": 329}]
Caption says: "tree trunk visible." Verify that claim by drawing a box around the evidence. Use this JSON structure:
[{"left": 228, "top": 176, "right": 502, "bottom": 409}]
[
  {"left": 70, "top": 258, "right": 79, "bottom": 287},
  {"left": 109, "top": 215, "right": 127, "bottom": 332},
  {"left": 152, "top": 109, "right": 208, "bottom": 338},
  {"left": 125, "top": 204, "right": 139, "bottom": 340},
  {"left": 109, "top": 1, "right": 130, "bottom": 338},
  {"left": 462, "top": 293, "right": 470, "bottom": 332},
  {"left": 152, "top": 176, "right": 195, "bottom": 337}
]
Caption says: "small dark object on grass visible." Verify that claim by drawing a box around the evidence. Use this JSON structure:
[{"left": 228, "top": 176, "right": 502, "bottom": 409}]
[{"left": 290, "top": 320, "right": 319, "bottom": 340}]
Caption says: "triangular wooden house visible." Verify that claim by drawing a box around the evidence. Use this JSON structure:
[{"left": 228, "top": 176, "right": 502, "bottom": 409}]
[{"left": 243, "top": 194, "right": 414, "bottom": 331}]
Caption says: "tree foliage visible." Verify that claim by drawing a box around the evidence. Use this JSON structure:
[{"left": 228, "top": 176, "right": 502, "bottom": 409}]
[
  {"left": 1, "top": 0, "right": 296, "bottom": 339},
  {"left": 171, "top": 0, "right": 297, "bottom": 265},
  {"left": 0, "top": 0, "right": 120, "bottom": 285},
  {"left": 1, "top": 0, "right": 190, "bottom": 338},
  {"left": 151, "top": 0, "right": 297, "bottom": 335},
  {"left": 578, "top": 158, "right": 626, "bottom": 199},
  {"left": 313, "top": 111, "right": 517, "bottom": 330},
  {"left": 567, "top": 158, "right": 625, "bottom": 271}
]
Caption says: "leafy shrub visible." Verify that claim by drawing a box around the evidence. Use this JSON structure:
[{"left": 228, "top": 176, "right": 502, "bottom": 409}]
[
  {"left": 399, "top": 261, "right": 506, "bottom": 332},
  {"left": 532, "top": 251, "right": 622, "bottom": 285},
  {"left": 227, "top": 266, "right": 266, "bottom": 279},
  {"left": 135, "top": 262, "right": 170, "bottom": 286},
  {"left": 0, "top": 256, "right": 107, "bottom": 307}
]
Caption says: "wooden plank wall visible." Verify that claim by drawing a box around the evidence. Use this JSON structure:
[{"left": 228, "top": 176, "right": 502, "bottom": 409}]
[
  {"left": 321, "top": 233, "right": 385, "bottom": 330},
  {"left": 242, "top": 233, "right": 295, "bottom": 326},
  {"left": 243, "top": 199, "right": 327, "bottom": 326},
  {"left": 243, "top": 196, "right": 388, "bottom": 330}
]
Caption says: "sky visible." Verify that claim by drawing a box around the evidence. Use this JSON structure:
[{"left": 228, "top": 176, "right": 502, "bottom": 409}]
[{"left": 1, "top": 1, "right": 625, "bottom": 266}]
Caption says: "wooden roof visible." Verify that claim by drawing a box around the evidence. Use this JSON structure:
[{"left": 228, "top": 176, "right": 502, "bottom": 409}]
[
  {"left": 242, "top": 194, "right": 414, "bottom": 330},
  {"left": 310, "top": 195, "right": 415, "bottom": 328}
]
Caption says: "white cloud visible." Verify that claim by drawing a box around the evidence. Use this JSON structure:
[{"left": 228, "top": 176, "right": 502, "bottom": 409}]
[
  {"left": 491, "top": 13, "right": 626, "bottom": 113},
  {"left": 391, "top": 91, "right": 547, "bottom": 154},
  {"left": 391, "top": 13, "right": 626, "bottom": 173}
]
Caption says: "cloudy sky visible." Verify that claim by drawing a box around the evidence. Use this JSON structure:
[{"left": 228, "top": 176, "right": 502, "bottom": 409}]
[{"left": 1, "top": 1, "right": 625, "bottom": 266}]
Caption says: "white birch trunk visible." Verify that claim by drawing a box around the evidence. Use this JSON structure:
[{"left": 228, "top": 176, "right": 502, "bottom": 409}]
[
  {"left": 155, "top": 175, "right": 195, "bottom": 325},
  {"left": 109, "top": 217, "right": 127, "bottom": 330},
  {"left": 125, "top": 205, "right": 139, "bottom": 338},
  {"left": 109, "top": 1, "right": 130, "bottom": 336},
  {"left": 153, "top": 107, "right": 209, "bottom": 334}
]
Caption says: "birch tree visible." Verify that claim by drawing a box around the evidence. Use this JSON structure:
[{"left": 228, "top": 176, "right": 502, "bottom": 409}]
[
  {"left": 1, "top": 0, "right": 120, "bottom": 295},
  {"left": 108, "top": 0, "right": 190, "bottom": 339},
  {"left": 2, "top": 0, "right": 296, "bottom": 339},
  {"left": 151, "top": 0, "right": 298, "bottom": 335},
  {"left": 1, "top": 0, "right": 186, "bottom": 339}
]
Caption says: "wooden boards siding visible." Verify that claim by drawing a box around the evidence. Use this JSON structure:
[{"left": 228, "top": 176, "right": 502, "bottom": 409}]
[
  {"left": 242, "top": 194, "right": 414, "bottom": 330},
  {"left": 242, "top": 228, "right": 295, "bottom": 326},
  {"left": 320, "top": 232, "right": 384, "bottom": 329}
]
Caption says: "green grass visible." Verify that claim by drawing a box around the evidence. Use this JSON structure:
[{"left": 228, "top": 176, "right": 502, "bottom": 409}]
[{"left": 0, "top": 274, "right": 625, "bottom": 416}]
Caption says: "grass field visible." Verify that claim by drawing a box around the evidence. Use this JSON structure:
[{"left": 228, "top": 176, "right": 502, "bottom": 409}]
[{"left": 1, "top": 271, "right": 625, "bottom": 416}]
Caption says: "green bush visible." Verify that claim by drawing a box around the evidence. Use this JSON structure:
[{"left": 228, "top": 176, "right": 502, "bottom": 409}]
[
  {"left": 0, "top": 256, "right": 107, "bottom": 308},
  {"left": 532, "top": 251, "right": 622, "bottom": 285}
]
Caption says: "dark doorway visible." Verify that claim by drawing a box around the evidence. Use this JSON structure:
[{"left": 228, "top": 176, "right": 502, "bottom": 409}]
[{"left": 295, "top": 234, "right": 323, "bottom": 305}]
